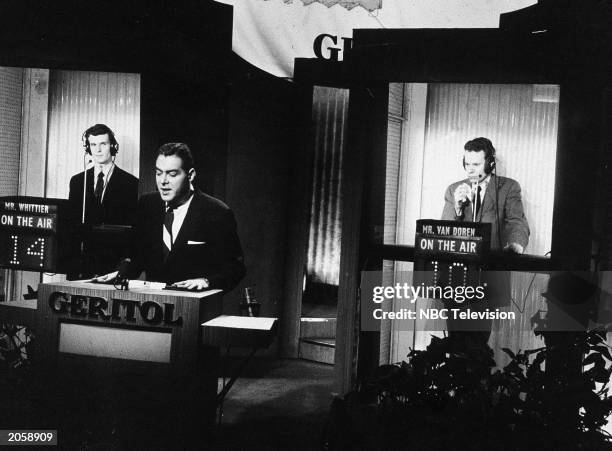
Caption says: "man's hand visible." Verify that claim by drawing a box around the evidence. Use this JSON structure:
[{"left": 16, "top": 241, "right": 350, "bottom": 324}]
[
  {"left": 453, "top": 183, "right": 472, "bottom": 213},
  {"left": 93, "top": 271, "right": 118, "bottom": 282},
  {"left": 172, "top": 278, "right": 210, "bottom": 290},
  {"left": 504, "top": 242, "right": 524, "bottom": 254}
]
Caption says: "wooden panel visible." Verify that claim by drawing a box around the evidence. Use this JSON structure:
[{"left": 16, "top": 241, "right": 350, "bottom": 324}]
[
  {"left": 279, "top": 84, "right": 316, "bottom": 358},
  {"left": 299, "top": 338, "right": 335, "bottom": 365},
  {"left": 335, "top": 84, "right": 389, "bottom": 394},
  {"left": 35, "top": 281, "right": 221, "bottom": 375},
  {"left": 0, "top": 302, "right": 37, "bottom": 326},
  {"left": 300, "top": 317, "right": 336, "bottom": 339}
]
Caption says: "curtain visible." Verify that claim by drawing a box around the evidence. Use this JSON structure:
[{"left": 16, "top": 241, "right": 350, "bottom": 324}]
[
  {"left": 0, "top": 66, "right": 24, "bottom": 301},
  {"left": 0, "top": 67, "right": 23, "bottom": 197},
  {"left": 306, "top": 86, "right": 349, "bottom": 286},
  {"left": 380, "top": 83, "right": 405, "bottom": 363}
]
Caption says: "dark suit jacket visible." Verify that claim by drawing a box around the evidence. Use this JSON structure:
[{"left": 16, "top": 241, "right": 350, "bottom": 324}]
[
  {"left": 67, "top": 166, "right": 139, "bottom": 277},
  {"left": 68, "top": 166, "right": 139, "bottom": 226},
  {"left": 442, "top": 175, "right": 530, "bottom": 306},
  {"left": 128, "top": 190, "right": 246, "bottom": 292},
  {"left": 442, "top": 175, "right": 529, "bottom": 251}
]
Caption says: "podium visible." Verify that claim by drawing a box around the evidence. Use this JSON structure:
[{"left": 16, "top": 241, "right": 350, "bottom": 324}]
[
  {"left": 414, "top": 219, "right": 491, "bottom": 292},
  {"left": 34, "top": 281, "right": 222, "bottom": 374},
  {"left": 411, "top": 219, "right": 499, "bottom": 335},
  {"left": 4, "top": 281, "right": 225, "bottom": 445}
]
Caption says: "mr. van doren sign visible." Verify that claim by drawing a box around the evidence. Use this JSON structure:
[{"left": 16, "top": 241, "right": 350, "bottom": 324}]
[{"left": 414, "top": 219, "right": 491, "bottom": 262}]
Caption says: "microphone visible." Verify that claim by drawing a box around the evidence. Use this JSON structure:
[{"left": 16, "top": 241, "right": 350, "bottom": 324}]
[
  {"left": 78, "top": 153, "right": 93, "bottom": 278},
  {"left": 82, "top": 154, "right": 89, "bottom": 225},
  {"left": 116, "top": 258, "right": 131, "bottom": 279},
  {"left": 456, "top": 183, "right": 470, "bottom": 216},
  {"left": 471, "top": 181, "right": 480, "bottom": 222},
  {"left": 81, "top": 154, "right": 93, "bottom": 224},
  {"left": 115, "top": 258, "right": 132, "bottom": 290}
]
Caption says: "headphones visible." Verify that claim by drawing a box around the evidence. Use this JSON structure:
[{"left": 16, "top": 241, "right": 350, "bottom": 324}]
[
  {"left": 462, "top": 137, "right": 496, "bottom": 175},
  {"left": 83, "top": 124, "right": 119, "bottom": 156}
]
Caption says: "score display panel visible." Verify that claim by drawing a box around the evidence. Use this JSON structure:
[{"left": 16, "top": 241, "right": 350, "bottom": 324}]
[
  {"left": 413, "top": 219, "right": 491, "bottom": 292},
  {"left": 0, "top": 196, "right": 71, "bottom": 272}
]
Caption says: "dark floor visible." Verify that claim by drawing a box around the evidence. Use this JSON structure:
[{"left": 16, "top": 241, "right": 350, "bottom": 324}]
[
  {"left": 0, "top": 357, "right": 335, "bottom": 450},
  {"left": 214, "top": 357, "right": 335, "bottom": 450}
]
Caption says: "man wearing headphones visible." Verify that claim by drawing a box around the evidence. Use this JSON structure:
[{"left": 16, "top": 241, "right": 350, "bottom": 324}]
[
  {"left": 68, "top": 123, "right": 139, "bottom": 278},
  {"left": 441, "top": 137, "right": 530, "bottom": 342},
  {"left": 442, "top": 137, "right": 529, "bottom": 253}
]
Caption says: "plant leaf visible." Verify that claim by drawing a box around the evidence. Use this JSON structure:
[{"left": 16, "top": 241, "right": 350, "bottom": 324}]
[{"left": 593, "top": 346, "right": 612, "bottom": 361}]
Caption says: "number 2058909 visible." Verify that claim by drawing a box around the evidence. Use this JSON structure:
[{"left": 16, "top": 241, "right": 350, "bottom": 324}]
[{"left": 1, "top": 430, "right": 57, "bottom": 445}]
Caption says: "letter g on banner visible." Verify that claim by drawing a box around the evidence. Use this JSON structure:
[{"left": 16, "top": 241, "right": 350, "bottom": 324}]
[{"left": 313, "top": 33, "right": 353, "bottom": 61}]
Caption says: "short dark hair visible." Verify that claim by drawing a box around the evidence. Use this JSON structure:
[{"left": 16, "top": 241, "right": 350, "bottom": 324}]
[
  {"left": 83, "top": 123, "right": 119, "bottom": 155},
  {"left": 464, "top": 137, "right": 496, "bottom": 159},
  {"left": 157, "top": 142, "right": 194, "bottom": 171}
]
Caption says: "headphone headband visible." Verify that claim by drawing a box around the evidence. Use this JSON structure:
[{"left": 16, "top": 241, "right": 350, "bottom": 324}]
[
  {"left": 462, "top": 150, "right": 496, "bottom": 175},
  {"left": 83, "top": 124, "right": 119, "bottom": 156},
  {"left": 462, "top": 138, "right": 497, "bottom": 175}
]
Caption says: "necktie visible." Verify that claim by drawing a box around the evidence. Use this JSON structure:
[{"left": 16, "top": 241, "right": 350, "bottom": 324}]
[
  {"left": 475, "top": 185, "right": 482, "bottom": 220},
  {"left": 163, "top": 206, "right": 174, "bottom": 260},
  {"left": 94, "top": 172, "right": 105, "bottom": 203}
]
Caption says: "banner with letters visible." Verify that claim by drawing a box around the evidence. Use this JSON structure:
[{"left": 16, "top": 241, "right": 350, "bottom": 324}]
[{"left": 214, "top": 0, "right": 536, "bottom": 78}]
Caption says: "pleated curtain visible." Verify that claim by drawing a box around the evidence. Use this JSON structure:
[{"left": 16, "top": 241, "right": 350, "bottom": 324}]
[{"left": 306, "top": 86, "right": 349, "bottom": 286}]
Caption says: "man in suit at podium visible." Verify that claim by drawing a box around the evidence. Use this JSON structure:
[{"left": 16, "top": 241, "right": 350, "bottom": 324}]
[
  {"left": 441, "top": 137, "right": 530, "bottom": 340},
  {"left": 98, "top": 142, "right": 245, "bottom": 292},
  {"left": 68, "top": 124, "right": 139, "bottom": 278},
  {"left": 91, "top": 143, "right": 242, "bottom": 440}
]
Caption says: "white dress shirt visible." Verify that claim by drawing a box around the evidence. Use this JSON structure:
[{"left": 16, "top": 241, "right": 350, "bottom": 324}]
[
  {"left": 472, "top": 175, "right": 490, "bottom": 221},
  {"left": 162, "top": 192, "right": 194, "bottom": 250}
]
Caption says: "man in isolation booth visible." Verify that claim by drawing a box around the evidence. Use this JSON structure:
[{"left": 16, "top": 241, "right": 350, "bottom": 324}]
[
  {"left": 67, "top": 123, "right": 139, "bottom": 279},
  {"left": 96, "top": 142, "right": 246, "bottom": 292},
  {"left": 441, "top": 137, "right": 530, "bottom": 339}
]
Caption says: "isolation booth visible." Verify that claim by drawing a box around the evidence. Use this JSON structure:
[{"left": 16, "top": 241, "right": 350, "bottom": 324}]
[
  {"left": 290, "top": 8, "right": 612, "bottom": 387},
  {"left": 0, "top": 195, "right": 276, "bottom": 436}
]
